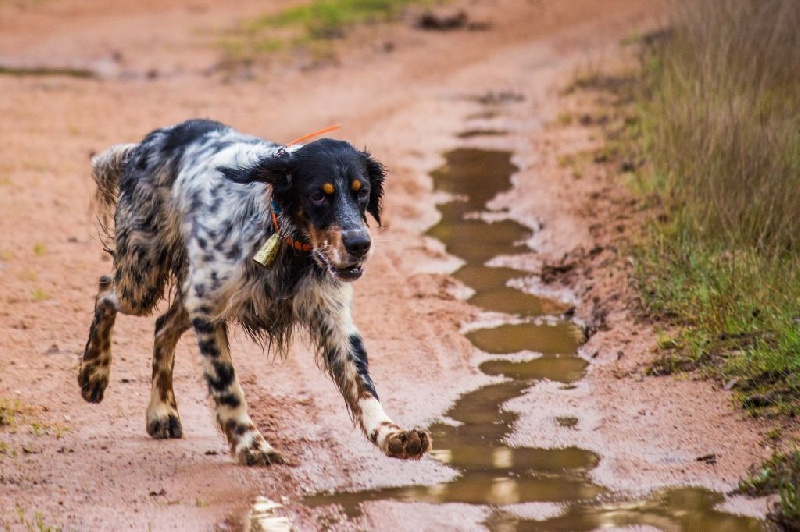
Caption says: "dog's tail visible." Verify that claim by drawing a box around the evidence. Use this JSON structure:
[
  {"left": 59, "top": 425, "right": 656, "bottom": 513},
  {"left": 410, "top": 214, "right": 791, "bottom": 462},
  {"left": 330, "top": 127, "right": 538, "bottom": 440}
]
[{"left": 91, "top": 143, "right": 136, "bottom": 252}]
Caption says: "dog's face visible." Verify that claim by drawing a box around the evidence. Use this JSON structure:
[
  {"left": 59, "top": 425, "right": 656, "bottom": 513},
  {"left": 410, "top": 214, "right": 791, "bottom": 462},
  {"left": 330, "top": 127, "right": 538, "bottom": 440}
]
[{"left": 237, "top": 139, "right": 385, "bottom": 282}]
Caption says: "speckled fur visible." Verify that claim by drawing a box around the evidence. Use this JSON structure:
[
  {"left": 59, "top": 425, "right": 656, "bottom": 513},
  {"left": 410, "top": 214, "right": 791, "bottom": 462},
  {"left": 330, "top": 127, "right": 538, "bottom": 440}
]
[{"left": 78, "top": 119, "right": 430, "bottom": 464}]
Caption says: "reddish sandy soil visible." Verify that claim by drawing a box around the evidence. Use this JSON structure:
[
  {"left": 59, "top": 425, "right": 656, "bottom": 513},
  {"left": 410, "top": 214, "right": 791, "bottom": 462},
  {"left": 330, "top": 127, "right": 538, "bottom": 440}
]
[{"left": 0, "top": 0, "right": 771, "bottom": 529}]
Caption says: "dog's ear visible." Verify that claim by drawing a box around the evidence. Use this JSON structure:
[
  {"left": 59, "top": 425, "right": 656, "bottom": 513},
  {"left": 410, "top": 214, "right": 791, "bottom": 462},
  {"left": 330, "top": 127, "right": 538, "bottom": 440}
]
[
  {"left": 361, "top": 151, "right": 385, "bottom": 226},
  {"left": 222, "top": 151, "right": 293, "bottom": 194}
]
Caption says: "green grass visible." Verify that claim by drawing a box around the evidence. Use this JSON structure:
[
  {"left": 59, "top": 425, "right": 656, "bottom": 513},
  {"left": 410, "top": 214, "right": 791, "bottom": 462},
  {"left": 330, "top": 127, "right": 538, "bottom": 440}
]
[
  {"left": 219, "top": 0, "right": 434, "bottom": 68},
  {"left": 0, "top": 398, "right": 27, "bottom": 427},
  {"left": 625, "top": 0, "right": 800, "bottom": 523},
  {"left": 639, "top": 237, "right": 800, "bottom": 416},
  {"left": 32, "top": 287, "right": 49, "bottom": 302},
  {"left": 12, "top": 507, "right": 57, "bottom": 532},
  {"left": 248, "top": 0, "right": 419, "bottom": 39},
  {"left": 737, "top": 451, "right": 800, "bottom": 529}
]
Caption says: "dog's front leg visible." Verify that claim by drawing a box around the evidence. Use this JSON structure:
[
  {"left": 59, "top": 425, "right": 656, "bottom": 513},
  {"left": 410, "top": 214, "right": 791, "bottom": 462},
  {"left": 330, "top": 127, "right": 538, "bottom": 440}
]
[
  {"left": 296, "top": 282, "right": 431, "bottom": 460},
  {"left": 189, "top": 313, "right": 285, "bottom": 466}
]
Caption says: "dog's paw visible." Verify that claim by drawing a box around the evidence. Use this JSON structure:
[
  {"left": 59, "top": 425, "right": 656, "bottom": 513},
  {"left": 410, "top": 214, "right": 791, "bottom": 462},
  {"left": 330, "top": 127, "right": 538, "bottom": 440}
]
[
  {"left": 146, "top": 410, "right": 183, "bottom": 439},
  {"left": 383, "top": 429, "right": 431, "bottom": 460},
  {"left": 238, "top": 446, "right": 286, "bottom": 466},
  {"left": 78, "top": 365, "right": 108, "bottom": 404},
  {"left": 234, "top": 432, "right": 286, "bottom": 466}
]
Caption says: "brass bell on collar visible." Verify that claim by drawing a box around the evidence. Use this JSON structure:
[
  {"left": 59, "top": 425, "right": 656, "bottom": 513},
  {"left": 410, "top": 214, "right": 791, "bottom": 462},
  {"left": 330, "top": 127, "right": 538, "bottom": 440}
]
[{"left": 253, "top": 233, "right": 281, "bottom": 268}]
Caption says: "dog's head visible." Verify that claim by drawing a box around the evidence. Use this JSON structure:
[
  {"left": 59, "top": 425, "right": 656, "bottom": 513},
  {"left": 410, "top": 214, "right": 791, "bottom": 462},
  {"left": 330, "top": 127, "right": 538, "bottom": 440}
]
[{"left": 230, "top": 138, "right": 386, "bottom": 281}]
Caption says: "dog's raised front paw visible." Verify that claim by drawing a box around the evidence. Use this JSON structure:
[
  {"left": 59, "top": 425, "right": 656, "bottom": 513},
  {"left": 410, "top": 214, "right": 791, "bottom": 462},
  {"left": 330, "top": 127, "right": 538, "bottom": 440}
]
[{"left": 383, "top": 429, "right": 431, "bottom": 460}]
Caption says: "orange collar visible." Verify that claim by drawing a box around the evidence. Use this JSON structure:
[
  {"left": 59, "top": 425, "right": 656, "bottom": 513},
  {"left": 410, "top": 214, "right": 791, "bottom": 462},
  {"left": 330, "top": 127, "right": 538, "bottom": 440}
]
[{"left": 270, "top": 201, "right": 312, "bottom": 253}]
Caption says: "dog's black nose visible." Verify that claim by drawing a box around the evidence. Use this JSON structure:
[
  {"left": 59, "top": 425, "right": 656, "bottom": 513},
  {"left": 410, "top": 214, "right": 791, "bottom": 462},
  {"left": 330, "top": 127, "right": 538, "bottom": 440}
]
[{"left": 342, "top": 230, "right": 371, "bottom": 257}]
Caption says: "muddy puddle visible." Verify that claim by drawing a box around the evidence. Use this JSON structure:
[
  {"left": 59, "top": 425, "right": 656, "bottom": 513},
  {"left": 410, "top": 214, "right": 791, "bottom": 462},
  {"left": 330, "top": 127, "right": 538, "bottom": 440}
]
[{"left": 302, "top": 141, "right": 764, "bottom": 530}]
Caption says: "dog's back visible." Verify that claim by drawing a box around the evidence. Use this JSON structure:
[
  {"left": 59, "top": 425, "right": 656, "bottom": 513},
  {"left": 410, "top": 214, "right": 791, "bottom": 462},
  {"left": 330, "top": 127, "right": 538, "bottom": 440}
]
[{"left": 93, "top": 119, "right": 278, "bottom": 316}]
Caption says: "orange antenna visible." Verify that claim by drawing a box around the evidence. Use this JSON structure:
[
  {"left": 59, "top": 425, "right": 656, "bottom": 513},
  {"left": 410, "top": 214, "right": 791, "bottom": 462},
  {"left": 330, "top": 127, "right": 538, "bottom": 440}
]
[{"left": 286, "top": 124, "right": 342, "bottom": 146}]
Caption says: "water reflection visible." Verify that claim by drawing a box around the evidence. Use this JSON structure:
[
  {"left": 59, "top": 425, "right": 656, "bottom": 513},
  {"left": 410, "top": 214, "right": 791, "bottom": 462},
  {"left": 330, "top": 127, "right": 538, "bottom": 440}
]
[
  {"left": 487, "top": 488, "right": 762, "bottom": 532},
  {"left": 454, "top": 265, "right": 569, "bottom": 316}
]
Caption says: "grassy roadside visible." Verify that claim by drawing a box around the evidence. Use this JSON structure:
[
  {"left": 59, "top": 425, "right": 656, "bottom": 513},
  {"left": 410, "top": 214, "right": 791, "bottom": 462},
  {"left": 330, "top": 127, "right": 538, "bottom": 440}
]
[
  {"left": 218, "top": 0, "right": 433, "bottom": 68},
  {"left": 627, "top": 0, "right": 800, "bottom": 528}
]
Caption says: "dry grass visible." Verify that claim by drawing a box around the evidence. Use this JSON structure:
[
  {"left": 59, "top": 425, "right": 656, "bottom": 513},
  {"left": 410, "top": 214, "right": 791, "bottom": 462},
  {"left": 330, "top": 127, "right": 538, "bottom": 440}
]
[
  {"left": 634, "top": 1, "right": 800, "bottom": 525},
  {"left": 642, "top": 0, "right": 800, "bottom": 255}
]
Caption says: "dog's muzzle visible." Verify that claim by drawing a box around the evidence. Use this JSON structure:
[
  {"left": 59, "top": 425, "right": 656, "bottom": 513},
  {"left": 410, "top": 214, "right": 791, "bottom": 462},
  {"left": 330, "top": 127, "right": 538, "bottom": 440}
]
[{"left": 317, "top": 229, "right": 371, "bottom": 282}]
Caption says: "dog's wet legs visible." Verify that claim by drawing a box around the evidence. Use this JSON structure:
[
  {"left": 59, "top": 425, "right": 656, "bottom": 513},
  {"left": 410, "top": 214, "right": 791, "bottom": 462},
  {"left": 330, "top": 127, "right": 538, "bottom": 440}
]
[
  {"left": 190, "top": 313, "right": 284, "bottom": 465},
  {"left": 79, "top": 275, "right": 118, "bottom": 403},
  {"left": 327, "top": 328, "right": 431, "bottom": 459},
  {"left": 146, "top": 299, "right": 190, "bottom": 439},
  {"left": 300, "top": 286, "right": 431, "bottom": 460}
]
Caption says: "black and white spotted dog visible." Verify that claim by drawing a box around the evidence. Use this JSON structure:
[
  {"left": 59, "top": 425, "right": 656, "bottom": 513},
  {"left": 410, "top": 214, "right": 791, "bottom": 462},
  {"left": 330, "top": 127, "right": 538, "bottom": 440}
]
[{"left": 79, "top": 119, "right": 431, "bottom": 465}]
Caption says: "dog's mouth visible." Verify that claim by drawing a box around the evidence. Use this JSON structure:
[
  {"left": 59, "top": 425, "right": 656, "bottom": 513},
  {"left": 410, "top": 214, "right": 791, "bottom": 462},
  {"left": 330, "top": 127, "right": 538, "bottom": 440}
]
[
  {"left": 332, "top": 264, "right": 364, "bottom": 281},
  {"left": 312, "top": 250, "right": 364, "bottom": 282}
]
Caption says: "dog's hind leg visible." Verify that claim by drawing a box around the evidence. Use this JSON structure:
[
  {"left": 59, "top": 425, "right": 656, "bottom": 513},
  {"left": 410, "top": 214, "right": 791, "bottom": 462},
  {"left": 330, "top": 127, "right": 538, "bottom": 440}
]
[
  {"left": 296, "top": 282, "right": 431, "bottom": 460},
  {"left": 146, "top": 298, "right": 190, "bottom": 439},
  {"left": 81, "top": 184, "right": 171, "bottom": 404},
  {"left": 188, "top": 309, "right": 285, "bottom": 465},
  {"left": 80, "top": 263, "right": 167, "bottom": 404},
  {"left": 79, "top": 275, "right": 119, "bottom": 403}
]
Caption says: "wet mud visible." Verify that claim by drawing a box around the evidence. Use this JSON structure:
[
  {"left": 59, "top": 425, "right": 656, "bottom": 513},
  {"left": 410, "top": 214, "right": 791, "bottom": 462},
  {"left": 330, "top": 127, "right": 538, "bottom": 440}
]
[{"left": 303, "top": 132, "right": 765, "bottom": 530}]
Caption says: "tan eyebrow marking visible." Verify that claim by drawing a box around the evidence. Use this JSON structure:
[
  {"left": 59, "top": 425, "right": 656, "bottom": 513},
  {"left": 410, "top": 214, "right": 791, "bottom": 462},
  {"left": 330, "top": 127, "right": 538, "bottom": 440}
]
[
  {"left": 322, "top": 183, "right": 335, "bottom": 195},
  {"left": 351, "top": 180, "right": 362, "bottom": 192}
]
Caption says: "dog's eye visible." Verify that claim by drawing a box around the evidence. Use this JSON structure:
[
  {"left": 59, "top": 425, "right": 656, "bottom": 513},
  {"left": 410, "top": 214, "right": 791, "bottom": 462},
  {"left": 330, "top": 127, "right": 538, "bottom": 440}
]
[{"left": 309, "top": 191, "right": 326, "bottom": 205}]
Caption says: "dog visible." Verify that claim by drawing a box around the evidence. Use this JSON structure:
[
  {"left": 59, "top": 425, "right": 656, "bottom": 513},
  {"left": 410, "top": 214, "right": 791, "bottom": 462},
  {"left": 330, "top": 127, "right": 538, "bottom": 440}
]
[{"left": 78, "top": 119, "right": 431, "bottom": 465}]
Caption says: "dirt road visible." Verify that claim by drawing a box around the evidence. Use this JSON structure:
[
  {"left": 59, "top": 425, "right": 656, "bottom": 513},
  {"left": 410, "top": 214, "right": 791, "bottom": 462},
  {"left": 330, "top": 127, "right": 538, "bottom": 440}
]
[{"left": 0, "top": 0, "right": 770, "bottom": 529}]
